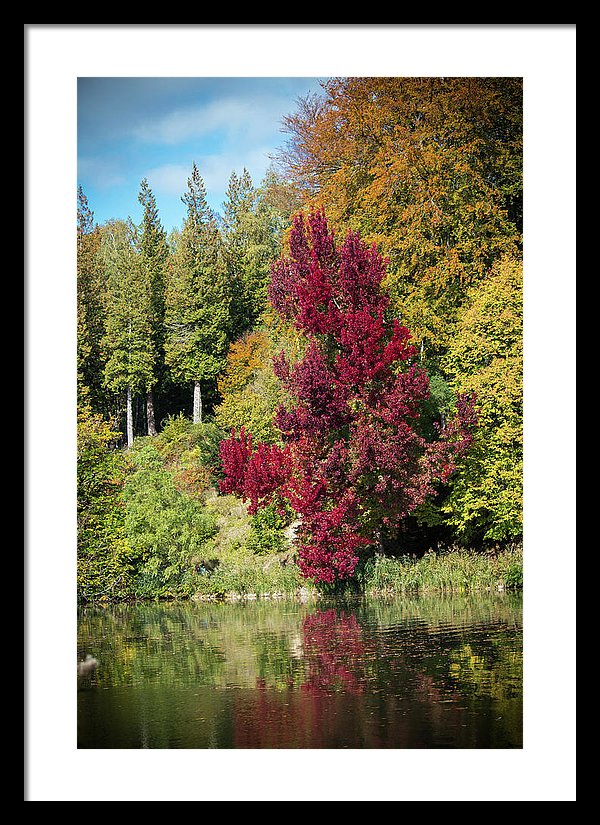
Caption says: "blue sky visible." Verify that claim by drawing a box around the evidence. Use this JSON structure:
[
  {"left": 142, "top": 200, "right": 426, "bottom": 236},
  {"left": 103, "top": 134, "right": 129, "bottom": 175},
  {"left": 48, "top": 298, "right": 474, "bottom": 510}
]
[{"left": 78, "top": 76, "right": 327, "bottom": 233}]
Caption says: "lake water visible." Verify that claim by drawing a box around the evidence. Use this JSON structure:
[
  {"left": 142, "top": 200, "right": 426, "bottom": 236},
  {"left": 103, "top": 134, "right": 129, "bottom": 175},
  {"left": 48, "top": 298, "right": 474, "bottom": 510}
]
[{"left": 77, "top": 592, "right": 522, "bottom": 749}]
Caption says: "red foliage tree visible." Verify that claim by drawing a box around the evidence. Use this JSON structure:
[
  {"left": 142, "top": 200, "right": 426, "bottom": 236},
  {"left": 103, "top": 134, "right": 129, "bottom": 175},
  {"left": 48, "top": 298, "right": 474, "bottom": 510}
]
[{"left": 219, "top": 209, "right": 476, "bottom": 583}]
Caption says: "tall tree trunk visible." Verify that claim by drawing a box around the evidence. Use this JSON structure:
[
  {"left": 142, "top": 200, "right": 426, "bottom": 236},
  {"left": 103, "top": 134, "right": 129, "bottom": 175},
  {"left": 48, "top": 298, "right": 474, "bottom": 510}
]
[
  {"left": 126, "top": 386, "right": 134, "bottom": 448},
  {"left": 193, "top": 380, "right": 203, "bottom": 424},
  {"left": 146, "top": 389, "right": 157, "bottom": 436}
]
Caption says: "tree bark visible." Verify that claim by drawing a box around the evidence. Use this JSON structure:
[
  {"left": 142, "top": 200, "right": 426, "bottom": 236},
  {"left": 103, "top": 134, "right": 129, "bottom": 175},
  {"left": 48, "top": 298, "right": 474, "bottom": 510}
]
[
  {"left": 126, "top": 386, "right": 134, "bottom": 448},
  {"left": 146, "top": 389, "right": 157, "bottom": 436},
  {"left": 193, "top": 380, "right": 203, "bottom": 424}
]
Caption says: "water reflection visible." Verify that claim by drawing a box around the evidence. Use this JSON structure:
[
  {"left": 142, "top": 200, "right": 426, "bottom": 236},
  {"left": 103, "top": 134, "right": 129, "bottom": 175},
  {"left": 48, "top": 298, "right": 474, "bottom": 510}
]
[
  {"left": 301, "top": 609, "right": 366, "bottom": 695},
  {"left": 78, "top": 593, "right": 522, "bottom": 748}
]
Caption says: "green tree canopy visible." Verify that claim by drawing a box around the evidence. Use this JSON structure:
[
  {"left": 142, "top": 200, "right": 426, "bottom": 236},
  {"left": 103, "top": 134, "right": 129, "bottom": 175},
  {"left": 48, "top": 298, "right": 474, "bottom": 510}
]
[
  {"left": 77, "top": 187, "right": 105, "bottom": 411},
  {"left": 137, "top": 178, "right": 170, "bottom": 434},
  {"left": 100, "top": 219, "right": 156, "bottom": 446},
  {"left": 164, "top": 163, "right": 230, "bottom": 422},
  {"left": 221, "top": 168, "right": 285, "bottom": 339}
]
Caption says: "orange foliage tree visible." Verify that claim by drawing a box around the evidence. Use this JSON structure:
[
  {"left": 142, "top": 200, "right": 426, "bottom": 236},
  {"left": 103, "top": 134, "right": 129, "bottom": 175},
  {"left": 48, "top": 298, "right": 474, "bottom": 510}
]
[{"left": 276, "top": 77, "right": 522, "bottom": 360}]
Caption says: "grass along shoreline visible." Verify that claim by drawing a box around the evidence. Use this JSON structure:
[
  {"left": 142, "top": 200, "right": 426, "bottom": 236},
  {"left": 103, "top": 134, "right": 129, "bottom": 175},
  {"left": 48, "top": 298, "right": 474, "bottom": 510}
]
[
  {"left": 358, "top": 545, "right": 523, "bottom": 597},
  {"left": 187, "top": 544, "right": 523, "bottom": 602}
]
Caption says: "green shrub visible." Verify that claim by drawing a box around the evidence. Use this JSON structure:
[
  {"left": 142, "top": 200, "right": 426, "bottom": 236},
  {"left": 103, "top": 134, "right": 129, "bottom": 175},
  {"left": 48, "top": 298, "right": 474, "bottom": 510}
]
[
  {"left": 245, "top": 500, "right": 291, "bottom": 555},
  {"left": 155, "top": 414, "right": 226, "bottom": 478},
  {"left": 123, "top": 441, "right": 218, "bottom": 597},
  {"left": 77, "top": 404, "right": 135, "bottom": 602},
  {"left": 503, "top": 560, "right": 524, "bottom": 590}
]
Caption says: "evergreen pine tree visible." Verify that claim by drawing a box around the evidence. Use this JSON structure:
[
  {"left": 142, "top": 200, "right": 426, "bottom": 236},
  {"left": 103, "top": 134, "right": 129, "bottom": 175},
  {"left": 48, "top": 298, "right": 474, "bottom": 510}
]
[
  {"left": 100, "top": 219, "right": 155, "bottom": 447},
  {"left": 77, "top": 187, "right": 105, "bottom": 412},
  {"left": 137, "top": 178, "right": 169, "bottom": 435},
  {"left": 164, "top": 163, "right": 230, "bottom": 423},
  {"left": 222, "top": 168, "right": 283, "bottom": 338}
]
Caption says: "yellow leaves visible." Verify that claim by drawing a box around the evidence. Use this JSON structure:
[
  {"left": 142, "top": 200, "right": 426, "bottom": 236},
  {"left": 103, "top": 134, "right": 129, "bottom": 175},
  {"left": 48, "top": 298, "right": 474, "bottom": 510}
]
[{"left": 217, "top": 330, "right": 272, "bottom": 396}]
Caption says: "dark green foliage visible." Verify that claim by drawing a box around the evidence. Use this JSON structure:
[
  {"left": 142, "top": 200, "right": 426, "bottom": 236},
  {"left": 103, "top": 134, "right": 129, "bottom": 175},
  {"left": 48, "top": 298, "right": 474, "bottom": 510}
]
[
  {"left": 77, "top": 187, "right": 106, "bottom": 412},
  {"left": 414, "top": 368, "right": 455, "bottom": 441},
  {"left": 138, "top": 178, "right": 169, "bottom": 310},
  {"left": 77, "top": 174, "right": 292, "bottom": 431},
  {"left": 164, "top": 164, "right": 230, "bottom": 420},
  {"left": 503, "top": 560, "right": 524, "bottom": 590},
  {"left": 137, "top": 178, "right": 170, "bottom": 432},
  {"left": 100, "top": 220, "right": 156, "bottom": 398},
  {"left": 222, "top": 168, "right": 285, "bottom": 338}
]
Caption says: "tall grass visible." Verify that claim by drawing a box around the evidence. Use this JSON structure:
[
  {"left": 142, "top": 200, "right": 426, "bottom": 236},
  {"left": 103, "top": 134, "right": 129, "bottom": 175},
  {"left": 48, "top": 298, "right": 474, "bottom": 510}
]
[
  {"left": 359, "top": 545, "right": 523, "bottom": 596},
  {"left": 192, "top": 554, "right": 309, "bottom": 600}
]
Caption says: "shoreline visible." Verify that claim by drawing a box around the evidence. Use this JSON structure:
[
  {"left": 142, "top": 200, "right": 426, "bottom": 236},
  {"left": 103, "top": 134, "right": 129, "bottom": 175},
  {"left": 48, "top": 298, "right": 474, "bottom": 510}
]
[{"left": 78, "top": 544, "right": 523, "bottom": 606}]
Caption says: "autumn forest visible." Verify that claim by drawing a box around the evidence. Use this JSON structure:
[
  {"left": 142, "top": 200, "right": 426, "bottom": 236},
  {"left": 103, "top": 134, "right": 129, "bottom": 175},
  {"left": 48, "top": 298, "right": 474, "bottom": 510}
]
[{"left": 77, "top": 77, "right": 523, "bottom": 602}]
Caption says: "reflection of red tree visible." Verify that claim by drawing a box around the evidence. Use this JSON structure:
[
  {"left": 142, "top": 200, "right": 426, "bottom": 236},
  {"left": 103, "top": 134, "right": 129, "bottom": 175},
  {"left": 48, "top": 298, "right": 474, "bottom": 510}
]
[
  {"left": 301, "top": 609, "right": 365, "bottom": 695},
  {"left": 232, "top": 609, "right": 368, "bottom": 747},
  {"left": 231, "top": 677, "right": 302, "bottom": 748}
]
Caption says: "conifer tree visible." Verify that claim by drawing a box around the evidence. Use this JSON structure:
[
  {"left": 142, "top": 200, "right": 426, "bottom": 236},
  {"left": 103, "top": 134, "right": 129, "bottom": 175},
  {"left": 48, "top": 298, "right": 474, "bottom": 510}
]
[
  {"left": 137, "top": 178, "right": 169, "bottom": 435},
  {"left": 164, "top": 163, "right": 230, "bottom": 423},
  {"left": 100, "top": 219, "right": 155, "bottom": 447},
  {"left": 77, "top": 187, "right": 105, "bottom": 411},
  {"left": 222, "top": 168, "right": 282, "bottom": 338},
  {"left": 222, "top": 169, "right": 254, "bottom": 338}
]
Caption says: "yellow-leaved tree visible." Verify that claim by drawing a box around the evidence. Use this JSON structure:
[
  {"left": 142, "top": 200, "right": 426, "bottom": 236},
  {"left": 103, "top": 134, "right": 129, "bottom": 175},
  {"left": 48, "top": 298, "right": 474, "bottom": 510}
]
[{"left": 441, "top": 255, "right": 523, "bottom": 542}]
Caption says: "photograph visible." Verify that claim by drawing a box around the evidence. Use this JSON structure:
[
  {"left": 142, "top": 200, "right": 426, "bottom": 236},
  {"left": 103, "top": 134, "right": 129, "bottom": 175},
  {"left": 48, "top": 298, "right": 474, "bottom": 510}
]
[{"left": 25, "top": 24, "right": 576, "bottom": 802}]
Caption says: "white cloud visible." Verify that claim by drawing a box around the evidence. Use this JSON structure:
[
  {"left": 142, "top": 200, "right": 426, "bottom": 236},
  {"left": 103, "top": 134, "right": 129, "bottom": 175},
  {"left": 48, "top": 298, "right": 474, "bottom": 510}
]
[
  {"left": 77, "top": 156, "right": 126, "bottom": 189},
  {"left": 131, "top": 93, "right": 293, "bottom": 146},
  {"left": 199, "top": 146, "right": 271, "bottom": 190},
  {"left": 145, "top": 163, "right": 192, "bottom": 196}
]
